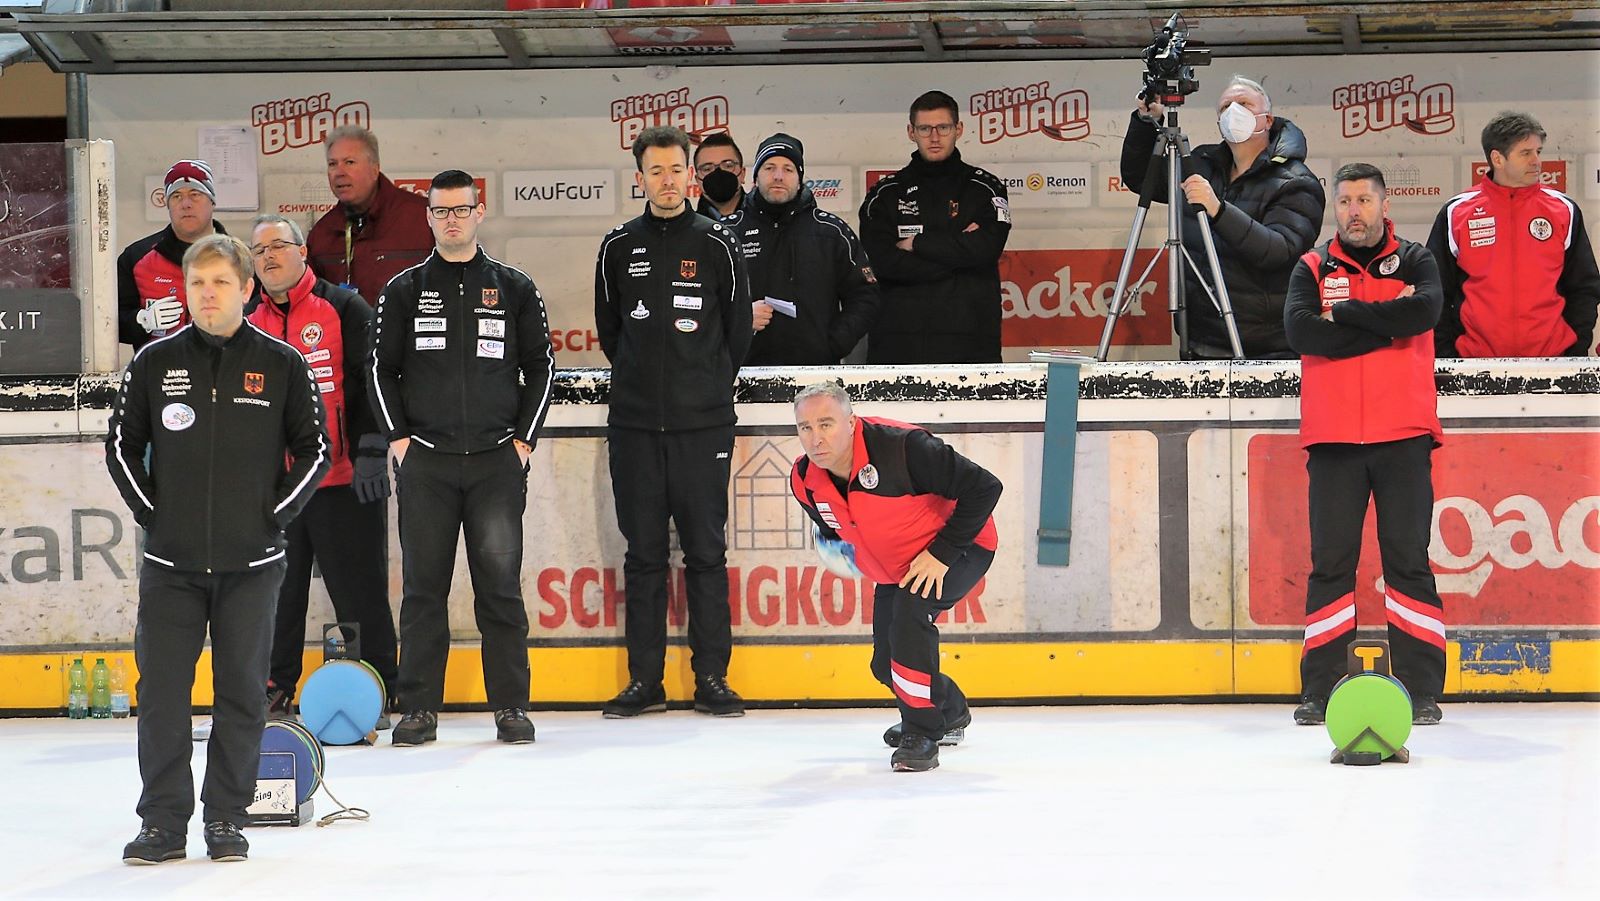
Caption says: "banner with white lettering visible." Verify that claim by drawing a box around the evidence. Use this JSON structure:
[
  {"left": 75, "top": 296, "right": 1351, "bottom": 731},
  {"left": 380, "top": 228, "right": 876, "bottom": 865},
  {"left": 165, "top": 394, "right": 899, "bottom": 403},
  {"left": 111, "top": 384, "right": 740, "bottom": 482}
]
[{"left": 88, "top": 53, "right": 1600, "bottom": 363}]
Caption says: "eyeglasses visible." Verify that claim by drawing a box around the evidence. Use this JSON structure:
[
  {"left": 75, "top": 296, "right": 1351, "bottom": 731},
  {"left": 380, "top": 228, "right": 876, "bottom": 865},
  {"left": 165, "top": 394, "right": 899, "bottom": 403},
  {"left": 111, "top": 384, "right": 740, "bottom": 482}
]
[
  {"left": 912, "top": 124, "right": 956, "bottom": 137},
  {"left": 695, "top": 160, "right": 743, "bottom": 177},
  {"left": 428, "top": 205, "right": 478, "bottom": 220},
  {"left": 249, "top": 240, "right": 302, "bottom": 258}
]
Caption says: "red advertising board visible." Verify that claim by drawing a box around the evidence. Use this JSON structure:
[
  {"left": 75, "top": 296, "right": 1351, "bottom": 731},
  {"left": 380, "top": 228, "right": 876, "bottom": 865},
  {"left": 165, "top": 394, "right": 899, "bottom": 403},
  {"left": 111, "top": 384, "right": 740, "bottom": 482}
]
[
  {"left": 1468, "top": 159, "right": 1568, "bottom": 193},
  {"left": 999, "top": 248, "right": 1172, "bottom": 347},
  {"left": 1247, "top": 431, "right": 1600, "bottom": 628},
  {"left": 393, "top": 176, "right": 489, "bottom": 212}
]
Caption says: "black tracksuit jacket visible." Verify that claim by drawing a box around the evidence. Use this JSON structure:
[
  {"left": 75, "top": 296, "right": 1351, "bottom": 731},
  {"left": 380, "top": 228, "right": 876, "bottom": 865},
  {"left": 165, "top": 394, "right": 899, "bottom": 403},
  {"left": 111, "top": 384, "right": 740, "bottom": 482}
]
[
  {"left": 370, "top": 248, "right": 556, "bottom": 454},
  {"left": 594, "top": 205, "right": 752, "bottom": 431},
  {"left": 105, "top": 322, "right": 330, "bottom": 572}
]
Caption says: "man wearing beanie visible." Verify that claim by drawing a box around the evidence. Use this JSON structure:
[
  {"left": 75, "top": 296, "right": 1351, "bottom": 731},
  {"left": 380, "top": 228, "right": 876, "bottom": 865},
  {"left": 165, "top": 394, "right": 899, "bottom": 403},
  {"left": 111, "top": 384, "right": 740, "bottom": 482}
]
[
  {"left": 117, "top": 160, "right": 228, "bottom": 348},
  {"left": 738, "top": 132, "right": 881, "bottom": 366},
  {"left": 859, "top": 91, "right": 1011, "bottom": 363}
]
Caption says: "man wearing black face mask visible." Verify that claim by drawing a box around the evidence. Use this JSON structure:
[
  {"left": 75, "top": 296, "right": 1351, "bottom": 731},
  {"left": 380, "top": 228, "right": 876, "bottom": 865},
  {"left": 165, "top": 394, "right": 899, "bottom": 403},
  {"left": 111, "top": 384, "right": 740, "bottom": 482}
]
[
  {"left": 732, "top": 133, "right": 881, "bottom": 366},
  {"left": 694, "top": 133, "right": 747, "bottom": 222},
  {"left": 1120, "top": 75, "right": 1325, "bottom": 359}
]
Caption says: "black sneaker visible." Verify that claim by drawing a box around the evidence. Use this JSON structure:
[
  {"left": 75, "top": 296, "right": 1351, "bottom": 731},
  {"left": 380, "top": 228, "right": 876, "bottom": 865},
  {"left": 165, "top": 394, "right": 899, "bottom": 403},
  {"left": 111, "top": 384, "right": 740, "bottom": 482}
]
[
  {"left": 693, "top": 674, "right": 745, "bottom": 717},
  {"left": 1293, "top": 696, "right": 1328, "bottom": 725},
  {"left": 494, "top": 708, "right": 536, "bottom": 744},
  {"left": 265, "top": 684, "right": 293, "bottom": 719},
  {"left": 890, "top": 732, "right": 940, "bottom": 772},
  {"left": 203, "top": 821, "right": 248, "bottom": 862},
  {"left": 602, "top": 680, "right": 667, "bottom": 718},
  {"left": 1412, "top": 695, "right": 1443, "bottom": 725},
  {"left": 122, "top": 825, "right": 185, "bottom": 865},
  {"left": 391, "top": 710, "right": 438, "bottom": 746},
  {"left": 884, "top": 709, "right": 972, "bottom": 748}
]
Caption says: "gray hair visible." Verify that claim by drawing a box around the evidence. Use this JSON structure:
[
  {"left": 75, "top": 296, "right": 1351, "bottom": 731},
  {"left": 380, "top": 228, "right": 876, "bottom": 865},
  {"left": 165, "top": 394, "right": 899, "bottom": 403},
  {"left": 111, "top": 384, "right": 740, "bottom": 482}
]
[
  {"left": 325, "top": 125, "right": 380, "bottom": 166},
  {"left": 1224, "top": 74, "right": 1271, "bottom": 111},
  {"left": 250, "top": 213, "right": 306, "bottom": 245},
  {"left": 794, "top": 381, "right": 853, "bottom": 416}
]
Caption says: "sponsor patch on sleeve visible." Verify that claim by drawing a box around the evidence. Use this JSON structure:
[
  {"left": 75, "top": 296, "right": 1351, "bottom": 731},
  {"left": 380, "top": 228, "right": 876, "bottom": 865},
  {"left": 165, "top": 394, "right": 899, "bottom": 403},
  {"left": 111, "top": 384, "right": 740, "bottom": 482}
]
[{"left": 992, "top": 196, "right": 1012, "bottom": 224}]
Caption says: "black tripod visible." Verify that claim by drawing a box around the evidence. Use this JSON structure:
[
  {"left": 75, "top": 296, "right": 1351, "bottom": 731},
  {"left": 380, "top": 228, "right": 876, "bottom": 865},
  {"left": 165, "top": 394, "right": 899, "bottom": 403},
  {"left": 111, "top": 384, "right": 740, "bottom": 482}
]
[{"left": 1097, "top": 106, "right": 1243, "bottom": 361}]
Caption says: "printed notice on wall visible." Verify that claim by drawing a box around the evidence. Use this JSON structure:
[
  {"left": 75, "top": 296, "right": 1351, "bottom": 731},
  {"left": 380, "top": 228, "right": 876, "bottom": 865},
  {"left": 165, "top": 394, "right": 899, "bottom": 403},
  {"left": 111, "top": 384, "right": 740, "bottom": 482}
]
[{"left": 197, "top": 126, "right": 259, "bottom": 212}]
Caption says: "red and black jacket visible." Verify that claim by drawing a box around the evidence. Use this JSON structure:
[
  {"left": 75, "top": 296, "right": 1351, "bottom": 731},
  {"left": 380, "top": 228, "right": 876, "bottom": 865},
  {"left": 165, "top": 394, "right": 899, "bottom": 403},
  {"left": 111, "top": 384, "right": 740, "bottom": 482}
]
[
  {"left": 790, "top": 416, "right": 1001, "bottom": 585},
  {"left": 1426, "top": 177, "right": 1600, "bottom": 357},
  {"left": 307, "top": 174, "right": 434, "bottom": 308},
  {"left": 1284, "top": 221, "right": 1443, "bottom": 449},
  {"left": 247, "top": 268, "right": 375, "bottom": 487},
  {"left": 116, "top": 222, "right": 227, "bottom": 348}
]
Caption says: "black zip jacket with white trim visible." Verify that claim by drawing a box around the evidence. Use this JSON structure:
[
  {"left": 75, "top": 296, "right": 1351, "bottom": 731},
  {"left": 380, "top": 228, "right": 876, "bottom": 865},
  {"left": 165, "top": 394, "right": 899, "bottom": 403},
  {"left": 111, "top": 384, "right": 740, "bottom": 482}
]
[
  {"left": 105, "top": 322, "right": 330, "bottom": 572},
  {"left": 370, "top": 247, "right": 555, "bottom": 454}
]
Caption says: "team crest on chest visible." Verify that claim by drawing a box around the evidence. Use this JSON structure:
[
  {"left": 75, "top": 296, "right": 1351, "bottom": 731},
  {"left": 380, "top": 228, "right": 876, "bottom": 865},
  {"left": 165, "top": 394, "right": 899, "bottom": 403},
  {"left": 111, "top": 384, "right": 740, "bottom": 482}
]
[
  {"left": 300, "top": 322, "right": 323, "bottom": 347},
  {"left": 244, "top": 372, "right": 265, "bottom": 395},
  {"left": 857, "top": 464, "right": 879, "bottom": 489},
  {"left": 1529, "top": 218, "right": 1553, "bottom": 241},
  {"left": 481, "top": 288, "right": 499, "bottom": 307},
  {"left": 680, "top": 260, "right": 697, "bottom": 279},
  {"left": 1377, "top": 255, "right": 1399, "bottom": 276},
  {"left": 949, "top": 200, "right": 960, "bottom": 218}
]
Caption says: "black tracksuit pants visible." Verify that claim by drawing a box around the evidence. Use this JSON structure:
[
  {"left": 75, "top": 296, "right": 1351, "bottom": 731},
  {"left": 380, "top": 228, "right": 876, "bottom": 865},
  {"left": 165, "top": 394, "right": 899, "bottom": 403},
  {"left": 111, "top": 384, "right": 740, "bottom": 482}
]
[
  {"left": 870, "top": 546, "right": 993, "bottom": 741},
  {"left": 134, "top": 560, "right": 285, "bottom": 832},
  {"left": 607, "top": 425, "right": 734, "bottom": 685},
  {"left": 268, "top": 484, "right": 397, "bottom": 700},
  {"left": 394, "top": 443, "right": 530, "bottom": 712},
  {"left": 1301, "top": 435, "right": 1446, "bottom": 700}
]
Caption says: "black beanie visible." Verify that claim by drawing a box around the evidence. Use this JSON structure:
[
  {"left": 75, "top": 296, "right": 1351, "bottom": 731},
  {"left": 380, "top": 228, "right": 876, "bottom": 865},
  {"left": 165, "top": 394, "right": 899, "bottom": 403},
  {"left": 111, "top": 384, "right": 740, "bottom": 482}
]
[{"left": 753, "top": 133, "right": 804, "bottom": 180}]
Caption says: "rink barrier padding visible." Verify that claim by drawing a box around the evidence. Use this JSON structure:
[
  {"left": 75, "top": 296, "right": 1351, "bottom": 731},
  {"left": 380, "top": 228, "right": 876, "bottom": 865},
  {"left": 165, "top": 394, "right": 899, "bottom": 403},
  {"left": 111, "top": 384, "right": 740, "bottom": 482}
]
[{"left": 1, "top": 359, "right": 1596, "bottom": 710}]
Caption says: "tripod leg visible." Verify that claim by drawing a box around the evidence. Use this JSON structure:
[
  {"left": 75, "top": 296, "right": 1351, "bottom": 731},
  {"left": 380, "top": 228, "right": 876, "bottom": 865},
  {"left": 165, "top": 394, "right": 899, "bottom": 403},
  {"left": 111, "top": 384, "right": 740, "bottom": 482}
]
[
  {"left": 1099, "top": 134, "right": 1174, "bottom": 362},
  {"left": 1194, "top": 215, "right": 1245, "bottom": 358}
]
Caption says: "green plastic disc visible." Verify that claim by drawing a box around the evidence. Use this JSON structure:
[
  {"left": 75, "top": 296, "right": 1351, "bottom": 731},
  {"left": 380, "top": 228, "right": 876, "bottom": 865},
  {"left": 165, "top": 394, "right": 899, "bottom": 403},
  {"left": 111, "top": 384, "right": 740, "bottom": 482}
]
[{"left": 1326, "top": 672, "right": 1413, "bottom": 760}]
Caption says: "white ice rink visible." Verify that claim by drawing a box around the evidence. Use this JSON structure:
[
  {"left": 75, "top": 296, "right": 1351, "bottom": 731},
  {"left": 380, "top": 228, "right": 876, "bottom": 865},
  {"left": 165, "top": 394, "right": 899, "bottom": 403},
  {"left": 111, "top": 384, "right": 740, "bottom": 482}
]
[{"left": 5, "top": 703, "right": 1598, "bottom": 900}]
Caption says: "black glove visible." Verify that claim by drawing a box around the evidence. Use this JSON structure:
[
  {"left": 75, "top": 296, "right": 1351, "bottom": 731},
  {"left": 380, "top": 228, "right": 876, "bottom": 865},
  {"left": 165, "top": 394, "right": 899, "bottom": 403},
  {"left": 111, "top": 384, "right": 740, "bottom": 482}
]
[{"left": 351, "top": 433, "right": 391, "bottom": 504}]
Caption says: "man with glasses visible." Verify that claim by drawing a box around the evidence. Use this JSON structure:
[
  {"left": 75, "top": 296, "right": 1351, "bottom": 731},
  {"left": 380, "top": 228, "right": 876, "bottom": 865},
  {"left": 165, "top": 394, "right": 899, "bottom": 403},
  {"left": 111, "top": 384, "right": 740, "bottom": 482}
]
[
  {"left": 693, "top": 132, "right": 747, "bottom": 222},
  {"left": 118, "top": 160, "right": 228, "bottom": 348},
  {"left": 245, "top": 214, "right": 397, "bottom": 722},
  {"left": 306, "top": 126, "right": 433, "bottom": 309},
  {"left": 858, "top": 91, "right": 1011, "bottom": 363},
  {"left": 370, "top": 170, "right": 555, "bottom": 746}
]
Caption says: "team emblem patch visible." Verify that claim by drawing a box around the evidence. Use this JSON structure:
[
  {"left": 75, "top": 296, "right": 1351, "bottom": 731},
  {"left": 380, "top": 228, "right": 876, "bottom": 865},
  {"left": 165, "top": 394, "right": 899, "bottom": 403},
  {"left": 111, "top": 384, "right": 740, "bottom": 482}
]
[
  {"left": 857, "top": 464, "right": 879, "bottom": 489},
  {"left": 161, "top": 403, "right": 195, "bottom": 431},
  {"left": 1377, "top": 255, "right": 1399, "bottom": 276},
  {"left": 949, "top": 200, "right": 960, "bottom": 218},
  {"left": 680, "top": 260, "right": 697, "bottom": 279},
  {"left": 861, "top": 266, "right": 877, "bottom": 285},
  {"left": 482, "top": 288, "right": 499, "bottom": 307},
  {"left": 1529, "top": 217, "right": 1553, "bottom": 241},
  {"left": 244, "top": 372, "right": 265, "bottom": 395},
  {"left": 300, "top": 322, "right": 323, "bottom": 347}
]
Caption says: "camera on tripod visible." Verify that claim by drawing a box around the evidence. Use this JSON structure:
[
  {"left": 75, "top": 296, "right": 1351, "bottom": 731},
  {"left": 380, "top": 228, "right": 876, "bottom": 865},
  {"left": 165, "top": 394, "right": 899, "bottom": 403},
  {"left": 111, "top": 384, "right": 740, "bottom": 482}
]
[{"left": 1140, "top": 13, "right": 1211, "bottom": 106}]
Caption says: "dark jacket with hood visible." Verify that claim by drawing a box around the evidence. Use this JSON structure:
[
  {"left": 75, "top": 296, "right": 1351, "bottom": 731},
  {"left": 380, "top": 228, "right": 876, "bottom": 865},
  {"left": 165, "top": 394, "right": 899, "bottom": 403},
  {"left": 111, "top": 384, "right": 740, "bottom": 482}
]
[{"left": 1121, "top": 113, "right": 1326, "bottom": 358}]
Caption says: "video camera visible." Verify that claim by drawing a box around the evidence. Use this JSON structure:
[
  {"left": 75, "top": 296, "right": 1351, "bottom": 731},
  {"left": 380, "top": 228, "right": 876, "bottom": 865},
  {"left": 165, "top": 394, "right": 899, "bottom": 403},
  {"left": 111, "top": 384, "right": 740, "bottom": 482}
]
[{"left": 1139, "top": 13, "right": 1210, "bottom": 106}]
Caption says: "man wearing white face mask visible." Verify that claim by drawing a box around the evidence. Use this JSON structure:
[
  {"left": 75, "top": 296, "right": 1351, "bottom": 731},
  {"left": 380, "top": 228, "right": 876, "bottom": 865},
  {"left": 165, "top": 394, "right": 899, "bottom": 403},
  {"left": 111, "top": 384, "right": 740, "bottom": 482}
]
[{"left": 1120, "top": 75, "right": 1325, "bottom": 359}]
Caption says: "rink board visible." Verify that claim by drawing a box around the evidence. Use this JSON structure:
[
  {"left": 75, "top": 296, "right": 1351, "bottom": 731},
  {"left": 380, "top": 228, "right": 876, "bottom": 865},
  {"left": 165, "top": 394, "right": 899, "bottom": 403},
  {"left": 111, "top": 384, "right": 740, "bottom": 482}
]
[{"left": 0, "top": 360, "right": 1596, "bottom": 709}]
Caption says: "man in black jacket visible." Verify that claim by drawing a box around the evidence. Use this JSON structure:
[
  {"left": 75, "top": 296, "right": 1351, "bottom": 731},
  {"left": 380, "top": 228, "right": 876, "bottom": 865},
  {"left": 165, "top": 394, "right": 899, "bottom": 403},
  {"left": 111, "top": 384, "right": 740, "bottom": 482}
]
[
  {"left": 107, "top": 233, "right": 329, "bottom": 865},
  {"left": 1120, "top": 75, "right": 1325, "bottom": 359},
  {"left": 594, "top": 125, "right": 752, "bottom": 718},
  {"left": 737, "top": 133, "right": 881, "bottom": 365},
  {"left": 370, "top": 170, "right": 555, "bottom": 746},
  {"left": 858, "top": 91, "right": 1011, "bottom": 363}
]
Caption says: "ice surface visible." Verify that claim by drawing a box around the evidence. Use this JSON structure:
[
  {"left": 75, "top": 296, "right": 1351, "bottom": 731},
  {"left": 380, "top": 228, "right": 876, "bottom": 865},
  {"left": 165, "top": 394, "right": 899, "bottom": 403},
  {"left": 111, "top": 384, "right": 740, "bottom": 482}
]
[{"left": 5, "top": 704, "right": 1597, "bottom": 899}]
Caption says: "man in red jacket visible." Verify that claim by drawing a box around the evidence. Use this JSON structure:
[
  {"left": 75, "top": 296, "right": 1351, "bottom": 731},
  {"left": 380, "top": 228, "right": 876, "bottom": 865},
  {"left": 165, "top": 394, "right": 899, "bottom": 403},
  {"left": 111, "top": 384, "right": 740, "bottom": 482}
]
[
  {"left": 306, "top": 126, "right": 432, "bottom": 307},
  {"left": 1427, "top": 111, "right": 1599, "bottom": 357},
  {"left": 117, "top": 160, "right": 227, "bottom": 348},
  {"left": 790, "top": 382, "right": 1002, "bottom": 772},
  {"left": 247, "top": 214, "right": 397, "bottom": 718},
  {"left": 1284, "top": 162, "right": 1446, "bottom": 728}
]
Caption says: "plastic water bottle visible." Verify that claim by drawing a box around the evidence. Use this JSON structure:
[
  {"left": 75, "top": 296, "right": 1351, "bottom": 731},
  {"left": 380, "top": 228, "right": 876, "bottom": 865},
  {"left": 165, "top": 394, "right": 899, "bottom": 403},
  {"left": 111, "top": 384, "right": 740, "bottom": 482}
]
[
  {"left": 110, "top": 659, "right": 131, "bottom": 719},
  {"left": 90, "top": 658, "right": 112, "bottom": 719},
  {"left": 67, "top": 658, "right": 89, "bottom": 719}
]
